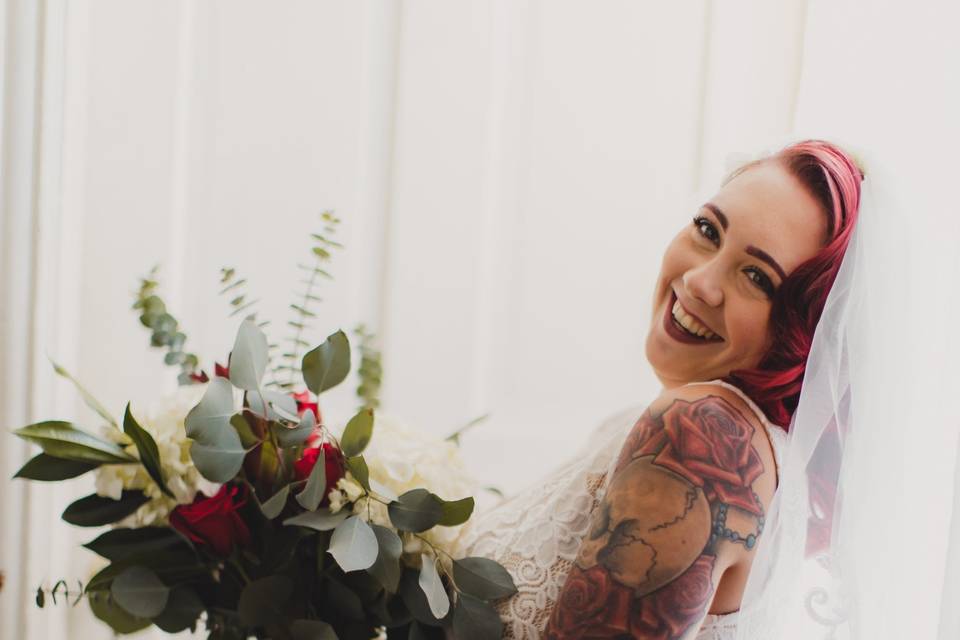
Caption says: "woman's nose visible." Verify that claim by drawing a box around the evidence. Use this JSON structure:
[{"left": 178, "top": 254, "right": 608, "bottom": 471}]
[{"left": 682, "top": 261, "right": 724, "bottom": 307}]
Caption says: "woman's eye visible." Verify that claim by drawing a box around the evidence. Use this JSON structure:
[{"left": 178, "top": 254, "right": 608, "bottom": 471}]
[
  {"left": 692, "top": 216, "right": 719, "bottom": 245},
  {"left": 745, "top": 267, "right": 775, "bottom": 296}
]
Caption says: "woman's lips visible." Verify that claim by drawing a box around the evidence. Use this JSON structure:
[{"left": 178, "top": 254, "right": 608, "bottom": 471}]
[{"left": 662, "top": 291, "right": 723, "bottom": 346}]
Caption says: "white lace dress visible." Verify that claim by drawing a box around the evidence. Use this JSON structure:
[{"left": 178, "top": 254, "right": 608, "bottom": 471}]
[{"left": 450, "top": 380, "right": 788, "bottom": 639}]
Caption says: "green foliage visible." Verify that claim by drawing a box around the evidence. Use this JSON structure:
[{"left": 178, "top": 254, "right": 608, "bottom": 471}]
[
  {"left": 340, "top": 408, "right": 374, "bottom": 457},
  {"left": 14, "top": 453, "right": 98, "bottom": 481},
  {"left": 14, "top": 421, "right": 136, "bottom": 465},
  {"left": 328, "top": 515, "right": 378, "bottom": 572},
  {"left": 238, "top": 575, "right": 293, "bottom": 627},
  {"left": 437, "top": 496, "right": 475, "bottom": 527},
  {"left": 283, "top": 508, "right": 348, "bottom": 532},
  {"left": 272, "top": 211, "right": 342, "bottom": 390},
  {"left": 122, "top": 404, "right": 173, "bottom": 498},
  {"left": 295, "top": 444, "right": 327, "bottom": 511},
  {"left": 82, "top": 528, "right": 186, "bottom": 562},
  {"left": 388, "top": 490, "right": 445, "bottom": 533},
  {"left": 451, "top": 593, "right": 503, "bottom": 640},
  {"left": 228, "top": 319, "right": 270, "bottom": 391},
  {"left": 50, "top": 359, "right": 118, "bottom": 428},
  {"left": 353, "top": 324, "right": 382, "bottom": 411},
  {"left": 301, "top": 330, "right": 351, "bottom": 395},
  {"left": 451, "top": 557, "right": 519, "bottom": 600},
  {"left": 367, "top": 525, "right": 403, "bottom": 593},
  {"left": 184, "top": 377, "right": 247, "bottom": 482},
  {"left": 110, "top": 566, "right": 169, "bottom": 618},
  {"left": 132, "top": 266, "right": 202, "bottom": 385},
  {"left": 417, "top": 554, "right": 449, "bottom": 619},
  {"left": 62, "top": 491, "right": 150, "bottom": 527}
]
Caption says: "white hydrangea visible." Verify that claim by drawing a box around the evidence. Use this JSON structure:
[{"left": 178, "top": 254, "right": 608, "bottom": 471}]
[
  {"left": 94, "top": 383, "right": 221, "bottom": 527},
  {"left": 342, "top": 412, "right": 479, "bottom": 562}
]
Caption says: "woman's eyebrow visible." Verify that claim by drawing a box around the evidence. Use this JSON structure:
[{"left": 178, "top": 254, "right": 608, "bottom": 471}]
[
  {"left": 746, "top": 246, "right": 787, "bottom": 280},
  {"left": 703, "top": 202, "right": 729, "bottom": 230}
]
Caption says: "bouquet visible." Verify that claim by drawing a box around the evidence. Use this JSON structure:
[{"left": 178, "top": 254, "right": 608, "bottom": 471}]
[{"left": 12, "top": 213, "right": 516, "bottom": 639}]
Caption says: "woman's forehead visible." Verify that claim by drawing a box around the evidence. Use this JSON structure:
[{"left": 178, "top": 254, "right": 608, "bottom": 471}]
[{"left": 709, "top": 163, "right": 826, "bottom": 272}]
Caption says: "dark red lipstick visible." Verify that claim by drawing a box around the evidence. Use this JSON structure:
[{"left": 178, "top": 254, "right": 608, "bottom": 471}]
[{"left": 662, "top": 291, "right": 723, "bottom": 345}]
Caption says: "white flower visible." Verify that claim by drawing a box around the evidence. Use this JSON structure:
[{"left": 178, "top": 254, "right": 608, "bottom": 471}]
[
  {"left": 94, "top": 383, "right": 221, "bottom": 527},
  {"left": 345, "top": 412, "right": 480, "bottom": 557}
]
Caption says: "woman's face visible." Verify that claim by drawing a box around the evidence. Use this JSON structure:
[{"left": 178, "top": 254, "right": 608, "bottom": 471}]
[{"left": 646, "top": 161, "right": 827, "bottom": 388}]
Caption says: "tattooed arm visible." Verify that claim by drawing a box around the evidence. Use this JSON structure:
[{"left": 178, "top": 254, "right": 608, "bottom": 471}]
[{"left": 543, "top": 385, "right": 777, "bottom": 639}]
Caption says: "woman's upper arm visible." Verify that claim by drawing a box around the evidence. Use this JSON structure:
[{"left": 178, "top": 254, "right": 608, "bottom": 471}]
[{"left": 543, "top": 385, "right": 776, "bottom": 639}]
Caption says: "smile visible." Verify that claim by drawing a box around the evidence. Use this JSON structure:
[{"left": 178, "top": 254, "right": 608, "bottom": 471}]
[{"left": 662, "top": 291, "right": 724, "bottom": 345}]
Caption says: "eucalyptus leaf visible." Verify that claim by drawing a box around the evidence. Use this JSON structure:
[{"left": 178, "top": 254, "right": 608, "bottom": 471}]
[
  {"left": 110, "top": 565, "right": 170, "bottom": 618},
  {"left": 238, "top": 575, "right": 293, "bottom": 626},
  {"left": 275, "top": 410, "right": 314, "bottom": 448},
  {"left": 283, "top": 508, "right": 349, "bottom": 531},
  {"left": 153, "top": 586, "right": 203, "bottom": 633},
  {"left": 388, "top": 489, "right": 444, "bottom": 533},
  {"left": 229, "top": 319, "right": 269, "bottom": 390},
  {"left": 257, "top": 484, "right": 290, "bottom": 520},
  {"left": 398, "top": 569, "right": 443, "bottom": 626},
  {"left": 62, "top": 491, "right": 150, "bottom": 527},
  {"left": 290, "top": 619, "right": 339, "bottom": 640},
  {"left": 88, "top": 590, "right": 151, "bottom": 635},
  {"left": 328, "top": 516, "right": 378, "bottom": 572},
  {"left": 367, "top": 524, "right": 403, "bottom": 593},
  {"left": 230, "top": 413, "right": 260, "bottom": 449},
  {"left": 247, "top": 388, "right": 299, "bottom": 422},
  {"left": 340, "top": 408, "right": 373, "bottom": 457},
  {"left": 418, "top": 554, "right": 450, "bottom": 620},
  {"left": 13, "top": 453, "right": 98, "bottom": 481},
  {"left": 369, "top": 478, "right": 399, "bottom": 502},
  {"left": 437, "top": 496, "right": 474, "bottom": 527},
  {"left": 122, "top": 404, "right": 172, "bottom": 498},
  {"left": 295, "top": 444, "right": 327, "bottom": 511},
  {"left": 452, "top": 593, "right": 503, "bottom": 640},
  {"left": 345, "top": 456, "right": 370, "bottom": 492},
  {"left": 323, "top": 576, "right": 365, "bottom": 620},
  {"left": 452, "top": 557, "right": 518, "bottom": 600},
  {"left": 50, "top": 359, "right": 118, "bottom": 428},
  {"left": 14, "top": 421, "right": 136, "bottom": 464},
  {"left": 185, "top": 377, "right": 246, "bottom": 482},
  {"left": 302, "top": 330, "right": 351, "bottom": 395}
]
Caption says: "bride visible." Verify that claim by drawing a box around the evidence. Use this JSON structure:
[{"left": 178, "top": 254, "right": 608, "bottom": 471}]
[{"left": 451, "top": 139, "right": 864, "bottom": 639}]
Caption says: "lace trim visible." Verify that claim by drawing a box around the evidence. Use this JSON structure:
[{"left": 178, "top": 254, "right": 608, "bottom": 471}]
[{"left": 453, "top": 387, "right": 787, "bottom": 640}]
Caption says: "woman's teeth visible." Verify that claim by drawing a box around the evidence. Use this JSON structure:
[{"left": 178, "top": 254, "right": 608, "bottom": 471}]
[{"left": 672, "top": 300, "right": 716, "bottom": 339}]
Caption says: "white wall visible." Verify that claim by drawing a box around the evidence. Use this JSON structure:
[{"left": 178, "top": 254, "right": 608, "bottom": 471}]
[{"left": 2, "top": 1, "right": 958, "bottom": 638}]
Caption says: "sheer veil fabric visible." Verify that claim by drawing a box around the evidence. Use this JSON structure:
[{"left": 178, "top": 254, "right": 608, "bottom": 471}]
[{"left": 735, "top": 151, "right": 950, "bottom": 639}]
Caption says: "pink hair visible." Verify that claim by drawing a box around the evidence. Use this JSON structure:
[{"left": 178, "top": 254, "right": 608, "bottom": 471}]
[{"left": 722, "top": 139, "right": 865, "bottom": 429}]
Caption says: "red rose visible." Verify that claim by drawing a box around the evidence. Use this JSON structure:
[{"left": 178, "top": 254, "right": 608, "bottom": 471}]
[
  {"left": 654, "top": 399, "right": 764, "bottom": 515},
  {"left": 633, "top": 554, "right": 716, "bottom": 638},
  {"left": 169, "top": 484, "right": 251, "bottom": 557},
  {"left": 294, "top": 443, "right": 345, "bottom": 505},
  {"left": 544, "top": 565, "right": 633, "bottom": 638},
  {"left": 214, "top": 362, "right": 230, "bottom": 378}
]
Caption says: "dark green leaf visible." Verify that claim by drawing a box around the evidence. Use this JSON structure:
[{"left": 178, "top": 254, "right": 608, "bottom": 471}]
[
  {"left": 14, "top": 421, "right": 136, "bottom": 464},
  {"left": 418, "top": 554, "right": 449, "bottom": 619},
  {"left": 437, "top": 496, "right": 474, "bottom": 527},
  {"left": 230, "top": 414, "right": 260, "bottom": 449},
  {"left": 35, "top": 586, "right": 44, "bottom": 608},
  {"left": 153, "top": 586, "right": 203, "bottom": 633},
  {"left": 452, "top": 593, "right": 503, "bottom": 640},
  {"left": 302, "top": 330, "right": 351, "bottom": 395},
  {"left": 367, "top": 524, "right": 402, "bottom": 593},
  {"left": 50, "top": 359, "right": 118, "bottom": 428},
  {"left": 345, "top": 456, "right": 370, "bottom": 492},
  {"left": 238, "top": 575, "right": 293, "bottom": 626},
  {"left": 296, "top": 444, "right": 327, "bottom": 511},
  {"left": 284, "top": 508, "right": 349, "bottom": 531},
  {"left": 323, "top": 577, "right": 364, "bottom": 620},
  {"left": 62, "top": 491, "right": 149, "bottom": 527},
  {"left": 452, "top": 557, "right": 518, "bottom": 600},
  {"left": 88, "top": 590, "right": 151, "bottom": 634},
  {"left": 388, "top": 489, "right": 444, "bottom": 533},
  {"left": 257, "top": 484, "right": 290, "bottom": 520},
  {"left": 291, "top": 619, "right": 339, "bottom": 640},
  {"left": 341, "top": 408, "right": 374, "bottom": 457},
  {"left": 122, "top": 404, "right": 172, "bottom": 498},
  {"left": 14, "top": 453, "right": 98, "bottom": 481},
  {"left": 229, "top": 319, "right": 269, "bottom": 390},
  {"left": 110, "top": 566, "right": 169, "bottom": 618},
  {"left": 85, "top": 548, "right": 204, "bottom": 593},
  {"left": 185, "top": 377, "right": 245, "bottom": 482},
  {"left": 328, "top": 516, "right": 378, "bottom": 572},
  {"left": 82, "top": 527, "right": 185, "bottom": 561}
]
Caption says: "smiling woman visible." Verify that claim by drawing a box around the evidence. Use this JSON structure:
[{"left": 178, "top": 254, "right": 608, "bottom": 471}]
[{"left": 646, "top": 158, "right": 830, "bottom": 395}]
